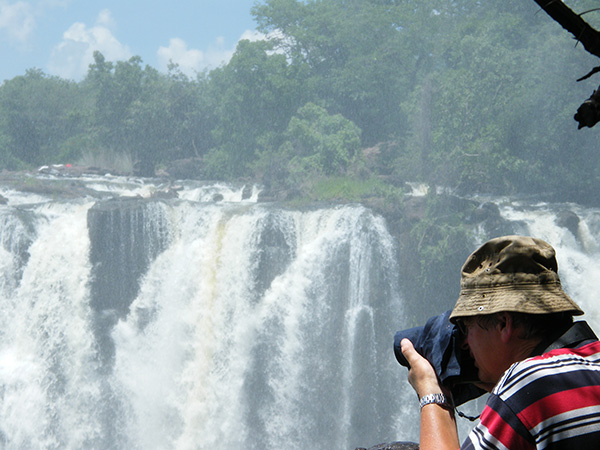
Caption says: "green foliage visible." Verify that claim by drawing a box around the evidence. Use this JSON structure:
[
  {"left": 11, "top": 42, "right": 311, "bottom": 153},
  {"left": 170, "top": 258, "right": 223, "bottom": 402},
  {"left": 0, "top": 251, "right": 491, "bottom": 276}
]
[
  {"left": 0, "top": 68, "right": 89, "bottom": 167},
  {"left": 253, "top": 0, "right": 412, "bottom": 144},
  {"left": 399, "top": 192, "right": 477, "bottom": 314},
  {"left": 307, "top": 175, "right": 399, "bottom": 202},
  {"left": 208, "top": 39, "right": 306, "bottom": 178},
  {"left": 0, "top": 0, "right": 597, "bottom": 200},
  {"left": 0, "top": 132, "right": 27, "bottom": 170},
  {"left": 284, "top": 102, "right": 361, "bottom": 177},
  {"left": 202, "top": 147, "right": 235, "bottom": 180}
]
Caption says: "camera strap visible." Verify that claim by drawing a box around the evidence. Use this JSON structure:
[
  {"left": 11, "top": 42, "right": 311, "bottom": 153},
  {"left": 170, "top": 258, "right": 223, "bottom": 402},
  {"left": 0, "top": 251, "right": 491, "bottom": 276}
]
[{"left": 532, "top": 321, "right": 598, "bottom": 356}]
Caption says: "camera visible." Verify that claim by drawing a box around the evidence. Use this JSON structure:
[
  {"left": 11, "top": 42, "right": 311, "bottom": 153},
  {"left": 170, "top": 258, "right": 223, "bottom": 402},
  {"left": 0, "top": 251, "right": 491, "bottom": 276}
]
[{"left": 393, "top": 310, "right": 485, "bottom": 406}]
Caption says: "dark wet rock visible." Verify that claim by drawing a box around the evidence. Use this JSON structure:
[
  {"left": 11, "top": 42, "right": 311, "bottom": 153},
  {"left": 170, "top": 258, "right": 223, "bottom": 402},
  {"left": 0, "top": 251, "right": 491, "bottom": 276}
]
[
  {"left": 255, "top": 211, "right": 294, "bottom": 297},
  {"left": 87, "top": 197, "right": 172, "bottom": 370},
  {"left": 87, "top": 197, "right": 171, "bottom": 317},
  {"left": 257, "top": 185, "right": 300, "bottom": 202},
  {"left": 556, "top": 209, "right": 580, "bottom": 237},
  {"left": 466, "top": 201, "right": 516, "bottom": 237},
  {"left": 242, "top": 184, "right": 253, "bottom": 200},
  {"left": 466, "top": 201, "right": 500, "bottom": 224},
  {"left": 356, "top": 441, "right": 419, "bottom": 450},
  {"left": 151, "top": 187, "right": 180, "bottom": 199},
  {"left": 165, "top": 157, "right": 204, "bottom": 180}
]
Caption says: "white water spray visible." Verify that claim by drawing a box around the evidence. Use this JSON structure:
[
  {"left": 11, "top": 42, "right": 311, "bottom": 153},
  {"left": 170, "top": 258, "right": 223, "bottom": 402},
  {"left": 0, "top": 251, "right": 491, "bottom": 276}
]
[
  {"left": 0, "top": 202, "right": 104, "bottom": 449},
  {"left": 111, "top": 203, "right": 404, "bottom": 450}
]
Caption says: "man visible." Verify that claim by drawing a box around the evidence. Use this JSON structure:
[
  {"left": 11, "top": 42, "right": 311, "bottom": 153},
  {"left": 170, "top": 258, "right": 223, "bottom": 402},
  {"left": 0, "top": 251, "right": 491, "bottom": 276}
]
[{"left": 401, "top": 235, "right": 600, "bottom": 450}]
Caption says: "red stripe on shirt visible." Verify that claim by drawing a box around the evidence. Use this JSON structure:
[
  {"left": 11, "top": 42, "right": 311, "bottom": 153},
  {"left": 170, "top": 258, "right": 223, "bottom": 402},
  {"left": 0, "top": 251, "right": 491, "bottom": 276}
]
[
  {"left": 480, "top": 405, "right": 531, "bottom": 449},
  {"left": 517, "top": 384, "right": 600, "bottom": 428}
]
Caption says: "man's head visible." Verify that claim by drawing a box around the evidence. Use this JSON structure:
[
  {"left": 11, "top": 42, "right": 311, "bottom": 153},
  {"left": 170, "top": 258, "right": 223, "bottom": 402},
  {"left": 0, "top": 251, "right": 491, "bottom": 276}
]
[
  {"left": 449, "top": 236, "right": 584, "bottom": 388},
  {"left": 449, "top": 235, "right": 583, "bottom": 322}
]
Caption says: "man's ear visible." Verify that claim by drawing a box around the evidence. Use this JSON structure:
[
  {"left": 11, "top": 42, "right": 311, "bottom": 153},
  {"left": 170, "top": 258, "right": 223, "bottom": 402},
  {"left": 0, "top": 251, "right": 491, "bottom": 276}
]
[{"left": 497, "top": 312, "right": 514, "bottom": 343}]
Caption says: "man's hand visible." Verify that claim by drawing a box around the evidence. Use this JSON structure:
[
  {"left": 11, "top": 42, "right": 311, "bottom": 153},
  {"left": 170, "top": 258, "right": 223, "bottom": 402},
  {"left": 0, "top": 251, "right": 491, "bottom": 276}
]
[
  {"left": 401, "top": 338, "right": 460, "bottom": 450},
  {"left": 400, "top": 338, "right": 444, "bottom": 398}
]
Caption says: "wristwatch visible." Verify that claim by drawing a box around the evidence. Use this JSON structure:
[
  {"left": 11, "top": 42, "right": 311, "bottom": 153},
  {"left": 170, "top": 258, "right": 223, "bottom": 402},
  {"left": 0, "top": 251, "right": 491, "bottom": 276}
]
[{"left": 419, "top": 393, "right": 452, "bottom": 410}]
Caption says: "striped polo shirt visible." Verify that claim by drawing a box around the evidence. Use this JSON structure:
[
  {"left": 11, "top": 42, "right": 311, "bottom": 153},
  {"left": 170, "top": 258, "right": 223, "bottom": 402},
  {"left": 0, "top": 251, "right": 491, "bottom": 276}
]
[{"left": 461, "top": 340, "right": 600, "bottom": 450}]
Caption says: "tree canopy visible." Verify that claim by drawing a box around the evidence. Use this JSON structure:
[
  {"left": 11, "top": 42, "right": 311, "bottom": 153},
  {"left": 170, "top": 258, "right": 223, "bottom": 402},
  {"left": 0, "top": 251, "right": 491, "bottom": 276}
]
[{"left": 0, "top": 0, "right": 598, "bottom": 204}]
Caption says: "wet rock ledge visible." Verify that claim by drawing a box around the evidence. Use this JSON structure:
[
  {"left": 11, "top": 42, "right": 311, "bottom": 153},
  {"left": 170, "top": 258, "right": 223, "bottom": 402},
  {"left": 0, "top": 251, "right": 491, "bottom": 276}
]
[{"left": 356, "top": 442, "right": 419, "bottom": 450}]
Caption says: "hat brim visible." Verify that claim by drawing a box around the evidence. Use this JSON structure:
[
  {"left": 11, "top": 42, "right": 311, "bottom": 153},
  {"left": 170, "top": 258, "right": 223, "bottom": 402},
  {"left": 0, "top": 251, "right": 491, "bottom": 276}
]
[{"left": 449, "top": 282, "right": 584, "bottom": 322}]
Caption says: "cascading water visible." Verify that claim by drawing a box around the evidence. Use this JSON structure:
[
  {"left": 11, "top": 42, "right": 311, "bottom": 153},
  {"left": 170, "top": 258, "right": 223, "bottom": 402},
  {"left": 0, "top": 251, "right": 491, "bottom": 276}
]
[
  {"left": 495, "top": 200, "right": 600, "bottom": 325},
  {"left": 0, "top": 175, "right": 598, "bottom": 449},
  {"left": 110, "top": 202, "right": 406, "bottom": 450},
  {"left": 0, "top": 176, "right": 410, "bottom": 449},
  {"left": 0, "top": 201, "right": 106, "bottom": 449}
]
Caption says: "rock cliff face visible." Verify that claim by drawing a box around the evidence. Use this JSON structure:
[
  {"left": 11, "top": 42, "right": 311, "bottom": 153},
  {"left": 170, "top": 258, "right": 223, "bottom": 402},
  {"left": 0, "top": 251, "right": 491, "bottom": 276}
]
[
  {"left": 88, "top": 198, "right": 171, "bottom": 318},
  {"left": 87, "top": 197, "right": 171, "bottom": 369}
]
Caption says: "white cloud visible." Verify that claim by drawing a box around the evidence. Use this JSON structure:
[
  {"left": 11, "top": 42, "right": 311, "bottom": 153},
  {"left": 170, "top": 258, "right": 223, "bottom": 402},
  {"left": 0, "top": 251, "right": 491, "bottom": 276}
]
[
  {"left": 0, "top": 1, "right": 35, "bottom": 44},
  {"left": 239, "top": 29, "right": 265, "bottom": 43},
  {"left": 95, "top": 8, "right": 114, "bottom": 28},
  {"left": 157, "top": 38, "right": 207, "bottom": 77},
  {"left": 47, "top": 9, "right": 131, "bottom": 80},
  {"left": 157, "top": 29, "right": 267, "bottom": 77}
]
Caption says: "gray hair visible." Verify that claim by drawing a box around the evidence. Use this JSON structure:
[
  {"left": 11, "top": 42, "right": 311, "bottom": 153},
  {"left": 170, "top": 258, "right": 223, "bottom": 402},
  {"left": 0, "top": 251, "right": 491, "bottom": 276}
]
[{"left": 475, "top": 311, "right": 573, "bottom": 340}]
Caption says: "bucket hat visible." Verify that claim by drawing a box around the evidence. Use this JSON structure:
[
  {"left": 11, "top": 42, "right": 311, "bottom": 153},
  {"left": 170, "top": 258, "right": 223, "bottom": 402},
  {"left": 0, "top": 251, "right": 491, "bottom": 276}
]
[{"left": 449, "top": 235, "right": 583, "bottom": 322}]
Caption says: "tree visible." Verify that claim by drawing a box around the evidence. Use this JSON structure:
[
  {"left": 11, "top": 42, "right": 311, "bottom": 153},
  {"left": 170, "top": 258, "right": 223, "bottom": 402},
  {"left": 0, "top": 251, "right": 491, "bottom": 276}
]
[
  {"left": 0, "top": 68, "right": 88, "bottom": 167},
  {"left": 84, "top": 52, "right": 147, "bottom": 170},
  {"left": 205, "top": 39, "right": 305, "bottom": 178},
  {"left": 252, "top": 0, "right": 413, "bottom": 144},
  {"left": 533, "top": 0, "right": 600, "bottom": 128},
  {"left": 124, "top": 67, "right": 216, "bottom": 177},
  {"left": 281, "top": 102, "right": 361, "bottom": 185},
  {"left": 164, "top": 67, "right": 216, "bottom": 162}
]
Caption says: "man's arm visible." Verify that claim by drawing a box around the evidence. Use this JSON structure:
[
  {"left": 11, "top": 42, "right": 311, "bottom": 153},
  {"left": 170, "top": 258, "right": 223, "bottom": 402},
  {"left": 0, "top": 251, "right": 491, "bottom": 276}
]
[{"left": 401, "top": 338, "right": 461, "bottom": 450}]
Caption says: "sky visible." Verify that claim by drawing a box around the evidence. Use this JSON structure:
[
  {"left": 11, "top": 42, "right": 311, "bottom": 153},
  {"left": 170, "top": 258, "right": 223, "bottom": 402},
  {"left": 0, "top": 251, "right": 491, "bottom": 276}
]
[{"left": 0, "top": 0, "right": 264, "bottom": 83}]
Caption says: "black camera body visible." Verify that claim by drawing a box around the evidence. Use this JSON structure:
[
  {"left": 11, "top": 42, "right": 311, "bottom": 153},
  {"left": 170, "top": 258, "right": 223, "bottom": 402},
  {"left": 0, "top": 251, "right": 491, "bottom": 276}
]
[{"left": 394, "top": 310, "right": 485, "bottom": 406}]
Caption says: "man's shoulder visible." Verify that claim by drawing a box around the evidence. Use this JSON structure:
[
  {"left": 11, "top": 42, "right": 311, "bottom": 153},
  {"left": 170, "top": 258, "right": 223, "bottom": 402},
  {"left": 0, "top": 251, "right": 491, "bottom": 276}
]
[
  {"left": 537, "top": 339, "right": 600, "bottom": 361},
  {"left": 493, "top": 340, "right": 600, "bottom": 399},
  {"left": 482, "top": 340, "right": 600, "bottom": 448}
]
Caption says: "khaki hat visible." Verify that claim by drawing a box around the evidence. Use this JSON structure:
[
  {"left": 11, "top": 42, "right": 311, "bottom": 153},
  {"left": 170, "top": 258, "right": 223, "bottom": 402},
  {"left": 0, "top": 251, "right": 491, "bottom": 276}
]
[{"left": 449, "top": 235, "right": 583, "bottom": 322}]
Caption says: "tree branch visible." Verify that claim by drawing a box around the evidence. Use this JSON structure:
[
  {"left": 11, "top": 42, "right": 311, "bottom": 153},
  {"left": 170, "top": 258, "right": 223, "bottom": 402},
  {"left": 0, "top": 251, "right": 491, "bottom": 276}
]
[
  {"left": 533, "top": 0, "right": 600, "bottom": 58},
  {"left": 574, "top": 86, "right": 600, "bottom": 129},
  {"left": 533, "top": 1, "right": 600, "bottom": 128},
  {"left": 577, "top": 66, "right": 600, "bottom": 81}
]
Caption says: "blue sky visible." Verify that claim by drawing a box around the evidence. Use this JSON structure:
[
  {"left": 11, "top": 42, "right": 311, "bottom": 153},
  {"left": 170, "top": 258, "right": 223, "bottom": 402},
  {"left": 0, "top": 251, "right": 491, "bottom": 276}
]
[{"left": 0, "top": 0, "right": 262, "bottom": 82}]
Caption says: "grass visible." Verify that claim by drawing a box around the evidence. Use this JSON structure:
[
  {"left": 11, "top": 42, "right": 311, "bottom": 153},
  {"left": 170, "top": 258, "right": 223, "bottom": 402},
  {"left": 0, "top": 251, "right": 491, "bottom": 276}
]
[{"left": 307, "top": 175, "right": 402, "bottom": 202}]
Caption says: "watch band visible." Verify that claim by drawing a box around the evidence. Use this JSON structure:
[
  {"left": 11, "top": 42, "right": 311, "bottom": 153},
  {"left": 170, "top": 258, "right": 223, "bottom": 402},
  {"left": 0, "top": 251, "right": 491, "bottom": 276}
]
[{"left": 419, "top": 393, "right": 452, "bottom": 410}]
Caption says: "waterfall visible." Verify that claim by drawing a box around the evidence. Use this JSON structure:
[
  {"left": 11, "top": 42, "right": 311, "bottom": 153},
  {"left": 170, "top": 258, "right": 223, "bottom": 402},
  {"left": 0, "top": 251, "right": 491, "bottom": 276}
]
[
  {"left": 0, "top": 177, "right": 408, "bottom": 449},
  {"left": 496, "top": 200, "right": 600, "bottom": 324},
  {"left": 110, "top": 203, "right": 405, "bottom": 450},
  {"left": 0, "top": 176, "right": 598, "bottom": 449},
  {"left": 0, "top": 201, "right": 106, "bottom": 449}
]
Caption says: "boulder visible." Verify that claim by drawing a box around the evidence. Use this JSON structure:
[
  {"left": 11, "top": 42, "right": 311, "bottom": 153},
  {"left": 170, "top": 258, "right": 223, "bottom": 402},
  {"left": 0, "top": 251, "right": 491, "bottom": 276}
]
[
  {"left": 356, "top": 442, "right": 419, "bottom": 450},
  {"left": 556, "top": 209, "right": 580, "bottom": 237}
]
